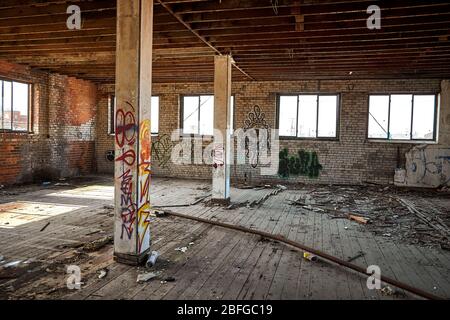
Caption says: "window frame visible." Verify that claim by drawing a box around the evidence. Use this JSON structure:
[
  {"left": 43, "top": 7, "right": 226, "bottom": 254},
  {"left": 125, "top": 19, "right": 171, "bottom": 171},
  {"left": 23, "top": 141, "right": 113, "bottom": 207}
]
[
  {"left": 367, "top": 93, "right": 439, "bottom": 142},
  {"left": 0, "top": 77, "right": 32, "bottom": 134},
  {"left": 276, "top": 93, "right": 341, "bottom": 141},
  {"left": 180, "top": 94, "right": 235, "bottom": 137},
  {"left": 109, "top": 94, "right": 160, "bottom": 136}
]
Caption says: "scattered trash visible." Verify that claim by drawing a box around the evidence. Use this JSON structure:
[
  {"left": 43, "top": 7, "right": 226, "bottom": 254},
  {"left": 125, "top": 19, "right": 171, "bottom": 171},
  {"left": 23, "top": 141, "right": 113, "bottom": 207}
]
[
  {"left": 164, "top": 276, "right": 176, "bottom": 282},
  {"left": 42, "top": 182, "right": 52, "bottom": 187},
  {"left": 0, "top": 255, "right": 4, "bottom": 263},
  {"left": 381, "top": 286, "right": 395, "bottom": 296},
  {"left": 344, "top": 227, "right": 349, "bottom": 230},
  {"left": 348, "top": 214, "right": 369, "bottom": 225},
  {"left": 188, "top": 242, "right": 195, "bottom": 246},
  {"left": 3, "top": 260, "right": 22, "bottom": 268},
  {"left": 175, "top": 247, "right": 188, "bottom": 253},
  {"left": 347, "top": 251, "right": 366, "bottom": 263},
  {"left": 383, "top": 233, "right": 392, "bottom": 237},
  {"left": 98, "top": 269, "right": 108, "bottom": 279},
  {"left": 145, "top": 251, "right": 160, "bottom": 268},
  {"left": 40, "top": 222, "right": 51, "bottom": 232},
  {"left": 54, "top": 183, "right": 70, "bottom": 187},
  {"left": 303, "top": 252, "right": 318, "bottom": 262},
  {"left": 150, "top": 210, "right": 167, "bottom": 218},
  {"left": 137, "top": 272, "right": 159, "bottom": 283}
]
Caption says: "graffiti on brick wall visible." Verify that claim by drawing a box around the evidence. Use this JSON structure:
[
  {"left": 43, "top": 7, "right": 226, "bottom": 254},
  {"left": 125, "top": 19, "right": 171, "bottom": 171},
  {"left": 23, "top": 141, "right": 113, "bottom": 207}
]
[
  {"left": 401, "top": 145, "right": 450, "bottom": 187},
  {"left": 279, "top": 148, "right": 323, "bottom": 179},
  {"left": 152, "top": 134, "right": 172, "bottom": 169},
  {"left": 243, "top": 105, "right": 271, "bottom": 168}
]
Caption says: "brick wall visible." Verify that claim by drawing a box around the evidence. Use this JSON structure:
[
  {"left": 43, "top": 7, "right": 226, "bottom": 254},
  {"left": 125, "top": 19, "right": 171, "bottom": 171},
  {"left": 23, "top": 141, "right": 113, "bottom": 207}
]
[
  {"left": 0, "top": 59, "right": 97, "bottom": 185},
  {"left": 97, "top": 79, "right": 449, "bottom": 186}
]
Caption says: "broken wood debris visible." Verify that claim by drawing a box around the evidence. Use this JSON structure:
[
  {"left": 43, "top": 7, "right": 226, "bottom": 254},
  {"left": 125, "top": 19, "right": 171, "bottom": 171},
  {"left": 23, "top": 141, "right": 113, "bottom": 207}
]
[
  {"left": 82, "top": 235, "right": 113, "bottom": 252},
  {"left": 40, "top": 222, "right": 51, "bottom": 232}
]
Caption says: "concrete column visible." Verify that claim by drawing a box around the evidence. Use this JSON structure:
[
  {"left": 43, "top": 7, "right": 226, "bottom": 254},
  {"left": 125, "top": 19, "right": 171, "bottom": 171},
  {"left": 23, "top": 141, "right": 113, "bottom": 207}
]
[
  {"left": 114, "top": 0, "right": 153, "bottom": 265},
  {"left": 212, "top": 55, "right": 233, "bottom": 204}
]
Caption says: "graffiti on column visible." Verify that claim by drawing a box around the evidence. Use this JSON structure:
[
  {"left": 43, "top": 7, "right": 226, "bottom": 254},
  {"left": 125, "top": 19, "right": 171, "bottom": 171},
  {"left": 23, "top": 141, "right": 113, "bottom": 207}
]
[
  {"left": 243, "top": 105, "right": 271, "bottom": 168},
  {"left": 115, "top": 102, "right": 137, "bottom": 241},
  {"left": 213, "top": 144, "right": 225, "bottom": 169},
  {"left": 137, "top": 119, "right": 152, "bottom": 254}
]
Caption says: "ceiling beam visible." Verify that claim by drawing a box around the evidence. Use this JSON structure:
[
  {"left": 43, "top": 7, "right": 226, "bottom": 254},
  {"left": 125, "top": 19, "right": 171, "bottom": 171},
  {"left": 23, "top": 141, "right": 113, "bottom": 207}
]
[{"left": 156, "top": 0, "right": 255, "bottom": 81}]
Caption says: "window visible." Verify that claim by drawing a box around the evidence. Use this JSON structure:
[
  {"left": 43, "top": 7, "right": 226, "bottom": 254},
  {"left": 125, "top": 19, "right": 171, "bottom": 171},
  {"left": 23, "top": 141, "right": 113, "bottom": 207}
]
[
  {"left": 109, "top": 95, "right": 160, "bottom": 135},
  {"left": 368, "top": 94, "right": 437, "bottom": 141},
  {"left": 0, "top": 79, "right": 31, "bottom": 132},
  {"left": 181, "top": 95, "right": 235, "bottom": 136},
  {"left": 277, "top": 94, "right": 339, "bottom": 139}
]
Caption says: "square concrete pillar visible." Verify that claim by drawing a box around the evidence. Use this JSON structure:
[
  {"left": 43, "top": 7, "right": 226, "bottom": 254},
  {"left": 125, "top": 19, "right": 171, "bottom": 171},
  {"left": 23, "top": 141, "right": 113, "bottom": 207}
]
[
  {"left": 212, "top": 55, "right": 233, "bottom": 204},
  {"left": 114, "top": 0, "right": 153, "bottom": 265}
]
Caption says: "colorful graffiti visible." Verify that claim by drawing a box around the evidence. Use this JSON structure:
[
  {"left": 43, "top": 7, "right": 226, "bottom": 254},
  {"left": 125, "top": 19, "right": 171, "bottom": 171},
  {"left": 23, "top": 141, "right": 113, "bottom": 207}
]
[
  {"left": 137, "top": 119, "right": 152, "bottom": 254},
  {"left": 115, "top": 101, "right": 152, "bottom": 254},
  {"left": 279, "top": 148, "right": 323, "bottom": 179},
  {"left": 115, "top": 102, "right": 137, "bottom": 242}
]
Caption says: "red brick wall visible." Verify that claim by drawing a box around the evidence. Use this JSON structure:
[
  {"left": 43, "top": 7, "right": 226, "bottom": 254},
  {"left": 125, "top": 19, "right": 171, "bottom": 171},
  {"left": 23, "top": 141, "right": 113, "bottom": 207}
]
[
  {"left": 0, "top": 59, "right": 97, "bottom": 185},
  {"left": 97, "top": 79, "right": 448, "bottom": 186}
]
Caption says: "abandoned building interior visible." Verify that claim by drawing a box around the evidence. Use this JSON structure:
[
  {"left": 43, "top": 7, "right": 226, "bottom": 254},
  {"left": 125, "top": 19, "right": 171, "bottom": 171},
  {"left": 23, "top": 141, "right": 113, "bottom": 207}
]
[{"left": 0, "top": 0, "right": 450, "bottom": 301}]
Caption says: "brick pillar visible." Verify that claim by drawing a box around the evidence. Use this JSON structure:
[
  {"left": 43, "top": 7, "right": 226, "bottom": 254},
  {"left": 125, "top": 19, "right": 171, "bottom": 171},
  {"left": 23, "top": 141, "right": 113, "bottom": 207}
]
[
  {"left": 212, "top": 55, "right": 233, "bottom": 204},
  {"left": 114, "top": 0, "right": 153, "bottom": 265}
]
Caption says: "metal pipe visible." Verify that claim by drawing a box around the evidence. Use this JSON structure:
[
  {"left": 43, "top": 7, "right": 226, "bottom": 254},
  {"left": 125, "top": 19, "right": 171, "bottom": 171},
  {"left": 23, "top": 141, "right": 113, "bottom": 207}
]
[{"left": 163, "top": 209, "right": 445, "bottom": 301}]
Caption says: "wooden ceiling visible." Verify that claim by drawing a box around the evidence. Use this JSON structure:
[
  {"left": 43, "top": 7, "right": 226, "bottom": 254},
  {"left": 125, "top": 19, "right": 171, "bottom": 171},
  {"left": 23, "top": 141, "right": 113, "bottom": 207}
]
[{"left": 0, "top": 0, "right": 449, "bottom": 83}]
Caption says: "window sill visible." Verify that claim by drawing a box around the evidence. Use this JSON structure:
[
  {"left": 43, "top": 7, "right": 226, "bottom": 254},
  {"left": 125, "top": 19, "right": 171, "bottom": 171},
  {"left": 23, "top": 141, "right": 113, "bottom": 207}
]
[
  {"left": 0, "top": 131, "right": 32, "bottom": 135},
  {"left": 367, "top": 139, "right": 438, "bottom": 145},
  {"left": 279, "top": 136, "right": 340, "bottom": 142}
]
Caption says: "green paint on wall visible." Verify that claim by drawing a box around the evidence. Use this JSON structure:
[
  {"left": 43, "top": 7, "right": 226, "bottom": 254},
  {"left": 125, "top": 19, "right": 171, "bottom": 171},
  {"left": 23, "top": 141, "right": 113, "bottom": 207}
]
[{"left": 278, "top": 148, "right": 323, "bottom": 179}]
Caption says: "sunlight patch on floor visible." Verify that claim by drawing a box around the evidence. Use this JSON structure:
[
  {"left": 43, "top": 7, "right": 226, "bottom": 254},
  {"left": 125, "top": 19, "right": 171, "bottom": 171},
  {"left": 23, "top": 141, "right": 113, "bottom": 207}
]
[{"left": 0, "top": 201, "right": 86, "bottom": 228}]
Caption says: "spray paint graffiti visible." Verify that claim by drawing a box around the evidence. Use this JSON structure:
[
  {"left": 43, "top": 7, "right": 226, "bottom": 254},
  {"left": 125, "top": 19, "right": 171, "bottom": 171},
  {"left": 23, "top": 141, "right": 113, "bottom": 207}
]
[
  {"left": 402, "top": 145, "right": 450, "bottom": 187},
  {"left": 152, "top": 134, "right": 172, "bottom": 169},
  {"left": 213, "top": 144, "right": 225, "bottom": 169},
  {"left": 137, "top": 119, "right": 152, "bottom": 254},
  {"left": 115, "top": 102, "right": 137, "bottom": 242},
  {"left": 279, "top": 148, "right": 323, "bottom": 179},
  {"left": 243, "top": 105, "right": 271, "bottom": 168},
  {"left": 115, "top": 101, "right": 152, "bottom": 253}
]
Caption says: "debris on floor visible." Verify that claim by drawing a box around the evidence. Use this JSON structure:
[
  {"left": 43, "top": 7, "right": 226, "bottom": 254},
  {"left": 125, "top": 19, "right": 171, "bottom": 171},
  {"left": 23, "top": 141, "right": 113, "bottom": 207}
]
[
  {"left": 82, "top": 235, "right": 113, "bottom": 252},
  {"left": 175, "top": 247, "right": 188, "bottom": 253},
  {"left": 40, "top": 222, "right": 51, "bottom": 232},
  {"left": 98, "top": 269, "right": 108, "bottom": 279},
  {"left": 146, "top": 251, "right": 160, "bottom": 268},
  {"left": 347, "top": 251, "right": 366, "bottom": 263},
  {"left": 303, "top": 252, "right": 318, "bottom": 262},
  {"left": 137, "top": 272, "right": 159, "bottom": 283},
  {"left": 289, "top": 184, "right": 450, "bottom": 248}
]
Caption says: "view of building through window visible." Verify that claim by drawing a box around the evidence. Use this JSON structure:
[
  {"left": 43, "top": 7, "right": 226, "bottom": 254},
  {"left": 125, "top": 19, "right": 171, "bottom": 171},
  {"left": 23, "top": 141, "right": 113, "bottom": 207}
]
[
  {"left": 182, "top": 95, "right": 234, "bottom": 135},
  {"left": 109, "top": 96, "right": 160, "bottom": 135},
  {"left": 278, "top": 94, "right": 339, "bottom": 138},
  {"left": 368, "top": 94, "right": 436, "bottom": 140},
  {"left": 0, "top": 79, "right": 30, "bottom": 132}
]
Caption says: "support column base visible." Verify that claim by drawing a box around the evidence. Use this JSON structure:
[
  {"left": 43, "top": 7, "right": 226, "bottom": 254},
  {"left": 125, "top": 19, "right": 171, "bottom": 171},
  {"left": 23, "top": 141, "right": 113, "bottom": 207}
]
[
  {"left": 211, "top": 198, "right": 231, "bottom": 206},
  {"left": 114, "top": 248, "right": 151, "bottom": 266}
]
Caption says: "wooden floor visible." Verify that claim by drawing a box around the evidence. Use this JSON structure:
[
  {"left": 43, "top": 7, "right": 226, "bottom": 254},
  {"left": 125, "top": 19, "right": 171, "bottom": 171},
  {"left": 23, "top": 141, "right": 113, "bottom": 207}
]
[{"left": 0, "top": 176, "right": 449, "bottom": 300}]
